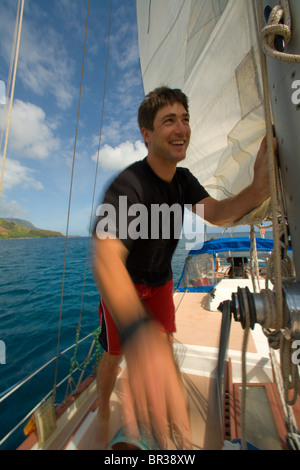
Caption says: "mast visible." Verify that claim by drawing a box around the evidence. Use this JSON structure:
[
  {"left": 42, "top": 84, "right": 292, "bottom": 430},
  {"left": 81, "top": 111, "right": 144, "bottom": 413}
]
[
  {"left": 225, "top": 3, "right": 300, "bottom": 425},
  {"left": 262, "top": 0, "right": 300, "bottom": 280}
]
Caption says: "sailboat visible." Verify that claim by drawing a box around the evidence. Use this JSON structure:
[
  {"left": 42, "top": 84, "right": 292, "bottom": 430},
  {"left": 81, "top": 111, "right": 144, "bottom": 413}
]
[{"left": 1, "top": 0, "right": 300, "bottom": 451}]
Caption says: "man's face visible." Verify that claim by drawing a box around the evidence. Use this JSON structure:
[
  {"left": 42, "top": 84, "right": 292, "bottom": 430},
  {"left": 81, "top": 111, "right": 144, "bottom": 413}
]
[{"left": 142, "top": 102, "right": 191, "bottom": 164}]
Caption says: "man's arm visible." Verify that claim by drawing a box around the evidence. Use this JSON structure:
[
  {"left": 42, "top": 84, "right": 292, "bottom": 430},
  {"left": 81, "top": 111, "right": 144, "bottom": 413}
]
[
  {"left": 93, "top": 236, "right": 191, "bottom": 448},
  {"left": 193, "top": 136, "right": 276, "bottom": 226},
  {"left": 93, "top": 236, "right": 147, "bottom": 330}
]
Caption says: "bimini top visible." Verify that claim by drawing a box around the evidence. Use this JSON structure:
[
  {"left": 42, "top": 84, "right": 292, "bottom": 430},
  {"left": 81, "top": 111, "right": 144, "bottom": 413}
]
[
  {"left": 188, "top": 237, "right": 274, "bottom": 255},
  {"left": 176, "top": 237, "right": 276, "bottom": 293}
]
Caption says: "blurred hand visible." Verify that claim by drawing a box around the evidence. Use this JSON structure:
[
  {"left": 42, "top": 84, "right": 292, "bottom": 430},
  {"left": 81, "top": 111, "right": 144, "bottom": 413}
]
[{"left": 120, "top": 321, "right": 192, "bottom": 450}]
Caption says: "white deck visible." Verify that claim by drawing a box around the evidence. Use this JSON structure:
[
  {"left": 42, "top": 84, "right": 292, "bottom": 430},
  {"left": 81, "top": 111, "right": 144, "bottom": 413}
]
[
  {"left": 65, "top": 291, "right": 276, "bottom": 450},
  {"left": 20, "top": 290, "right": 292, "bottom": 451}
]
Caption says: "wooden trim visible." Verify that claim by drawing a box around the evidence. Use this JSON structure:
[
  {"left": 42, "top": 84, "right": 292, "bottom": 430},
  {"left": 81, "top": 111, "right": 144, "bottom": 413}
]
[
  {"left": 61, "top": 397, "right": 98, "bottom": 450},
  {"left": 17, "top": 375, "right": 96, "bottom": 450},
  {"left": 233, "top": 382, "right": 288, "bottom": 450},
  {"left": 221, "top": 360, "right": 300, "bottom": 450}
]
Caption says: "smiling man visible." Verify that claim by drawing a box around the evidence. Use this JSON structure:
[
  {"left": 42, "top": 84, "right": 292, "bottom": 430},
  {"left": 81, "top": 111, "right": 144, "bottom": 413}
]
[
  {"left": 141, "top": 102, "right": 191, "bottom": 169},
  {"left": 92, "top": 87, "right": 275, "bottom": 450}
]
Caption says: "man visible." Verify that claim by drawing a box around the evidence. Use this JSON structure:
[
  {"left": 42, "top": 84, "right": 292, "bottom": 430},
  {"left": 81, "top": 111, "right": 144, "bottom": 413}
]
[{"left": 93, "top": 87, "right": 275, "bottom": 449}]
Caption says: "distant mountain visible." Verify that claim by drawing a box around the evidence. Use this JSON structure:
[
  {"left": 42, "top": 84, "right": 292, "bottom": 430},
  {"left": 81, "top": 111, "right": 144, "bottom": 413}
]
[
  {"left": 2, "top": 218, "right": 38, "bottom": 230},
  {"left": 0, "top": 218, "right": 64, "bottom": 239}
]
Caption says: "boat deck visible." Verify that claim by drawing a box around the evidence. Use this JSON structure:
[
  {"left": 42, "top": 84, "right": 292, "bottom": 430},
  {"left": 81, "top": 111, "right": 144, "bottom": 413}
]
[
  {"left": 72, "top": 373, "right": 222, "bottom": 451},
  {"left": 20, "top": 290, "right": 298, "bottom": 451},
  {"left": 66, "top": 291, "right": 273, "bottom": 450},
  {"left": 174, "top": 292, "right": 257, "bottom": 352}
]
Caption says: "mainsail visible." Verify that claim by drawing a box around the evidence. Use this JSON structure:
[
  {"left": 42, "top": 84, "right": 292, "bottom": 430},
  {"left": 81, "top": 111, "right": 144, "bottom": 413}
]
[{"left": 136, "top": 0, "right": 266, "bottom": 203}]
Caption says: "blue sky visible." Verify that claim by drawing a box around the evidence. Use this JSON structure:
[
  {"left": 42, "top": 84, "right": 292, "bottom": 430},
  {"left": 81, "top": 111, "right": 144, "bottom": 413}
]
[
  {"left": 0, "top": 0, "right": 260, "bottom": 238},
  {"left": 0, "top": 0, "right": 147, "bottom": 236}
]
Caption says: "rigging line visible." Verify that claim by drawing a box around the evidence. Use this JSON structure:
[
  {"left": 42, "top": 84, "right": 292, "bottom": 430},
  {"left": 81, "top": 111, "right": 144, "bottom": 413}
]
[
  {"left": 240, "top": 289, "right": 251, "bottom": 451},
  {"left": 67, "top": 0, "right": 113, "bottom": 386},
  {"left": 0, "top": 0, "right": 21, "bottom": 156},
  {"left": 53, "top": 0, "right": 90, "bottom": 404},
  {"left": 147, "top": 0, "right": 152, "bottom": 34},
  {"left": 253, "top": 0, "right": 299, "bottom": 417},
  {"left": 81, "top": 0, "right": 112, "bottom": 311},
  {"left": 90, "top": 0, "right": 112, "bottom": 222},
  {"left": 239, "top": 2, "right": 286, "bottom": 449},
  {"left": 255, "top": 0, "right": 284, "bottom": 322},
  {"left": 249, "top": 225, "right": 260, "bottom": 293},
  {"left": 0, "top": 363, "right": 84, "bottom": 448},
  {"left": 0, "top": 331, "right": 94, "bottom": 404},
  {"left": 0, "top": 0, "right": 25, "bottom": 201}
]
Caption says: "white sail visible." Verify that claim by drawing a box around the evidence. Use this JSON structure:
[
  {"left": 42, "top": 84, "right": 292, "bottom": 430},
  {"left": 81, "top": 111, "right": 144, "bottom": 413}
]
[{"left": 136, "top": 0, "right": 266, "bottom": 203}]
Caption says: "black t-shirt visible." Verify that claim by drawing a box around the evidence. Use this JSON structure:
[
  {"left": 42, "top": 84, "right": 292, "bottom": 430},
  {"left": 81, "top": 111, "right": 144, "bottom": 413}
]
[{"left": 95, "top": 158, "right": 209, "bottom": 286}]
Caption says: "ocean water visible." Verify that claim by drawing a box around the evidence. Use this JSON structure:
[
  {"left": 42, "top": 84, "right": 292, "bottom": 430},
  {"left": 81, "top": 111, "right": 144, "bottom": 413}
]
[{"left": 0, "top": 231, "right": 270, "bottom": 449}]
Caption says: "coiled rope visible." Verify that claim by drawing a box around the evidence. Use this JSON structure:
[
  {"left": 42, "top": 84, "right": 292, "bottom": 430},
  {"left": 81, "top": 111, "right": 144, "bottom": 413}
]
[{"left": 261, "top": 0, "right": 300, "bottom": 63}]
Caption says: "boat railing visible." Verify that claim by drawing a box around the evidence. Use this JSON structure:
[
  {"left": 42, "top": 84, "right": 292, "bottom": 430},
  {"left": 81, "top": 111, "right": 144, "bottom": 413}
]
[{"left": 0, "top": 331, "right": 99, "bottom": 448}]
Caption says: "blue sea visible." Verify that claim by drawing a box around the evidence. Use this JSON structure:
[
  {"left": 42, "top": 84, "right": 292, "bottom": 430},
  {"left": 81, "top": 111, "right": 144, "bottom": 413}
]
[{"left": 0, "top": 231, "right": 270, "bottom": 449}]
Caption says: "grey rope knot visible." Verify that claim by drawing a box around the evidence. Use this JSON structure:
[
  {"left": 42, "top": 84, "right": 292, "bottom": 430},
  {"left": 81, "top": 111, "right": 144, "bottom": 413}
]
[{"left": 261, "top": 0, "right": 300, "bottom": 63}]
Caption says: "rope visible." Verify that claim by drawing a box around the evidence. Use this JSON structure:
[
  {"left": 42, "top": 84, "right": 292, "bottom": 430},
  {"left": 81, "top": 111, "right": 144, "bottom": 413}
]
[
  {"left": 0, "top": 0, "right": 25, "bottom": 200},
  {"left": 174, "top": 290, "right": 187, "bottom": 314},
  {"left": 249, "top": 226, "right": 260, "bottom": 293},
  {"left": 65, "top": 326, "right": 102, "bottom": 398},
  {"left": 255, "top": 0, "right": 300, "bottom": 404},
  {"left": 240, "top": 0, "right": 296, "bottom": 429},
  {"left": 0, "top": 0, "right": 21, "bottom": 157},
  {"left": 65, "top": 0, "right": 112, "bottom": 394},
  {"left": 223, "top": 1, "right": 300, "bottom": 450},
  {"left": 270, "top": 348, "right": 299, "bottom": 434},
  {"left": 261, "top": 0, "right": 300, "bottom": 63},
  {"left": 280, "top": 334, "right": 300, "bottom": 406},
  {"left": 266, "top": 249, "right": 295, "bottom": 285},
  {"left": 147, "top": 0, "right": 152, "bottom": 34},
  {"left": 240, "top": 290, "right": 251, "bottom": 450},
  {"left": 53, "top": 0, "right": 90, "bottom": 403},
  {"left": 254, "top": 0, "right": 285, "bottom": 332}
]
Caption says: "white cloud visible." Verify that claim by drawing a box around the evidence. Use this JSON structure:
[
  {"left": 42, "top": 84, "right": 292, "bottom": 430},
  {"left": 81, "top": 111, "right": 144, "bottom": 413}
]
[
  {"left": 100, "top": 121, "right": 122, "bottom": 146},
  {"left": 19, "top": 28, "right": 75, "bottom": 109},
  {"left": 0, "top": 1, "right": 75, "bottom": 109},
  {"left": 1, "top": 99, "right": 59, "bottom": 159},
  {"left": 0, "top": 157, "right": 43, "bottom": 191},
  {"left": 110, "top": 8, "right": 140, "bottom": 71},
  {"left": 0, "top": 198, "right": 29, "bottom": 218},
  {"left": 92, "top": 140, "right": 146, "bottom": 171}
]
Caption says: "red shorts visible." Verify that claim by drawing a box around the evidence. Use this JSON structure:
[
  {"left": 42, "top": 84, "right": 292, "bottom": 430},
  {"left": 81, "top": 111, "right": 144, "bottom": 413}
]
[{"left": 98, "top": 280, "right": 175, "bottom": 355}]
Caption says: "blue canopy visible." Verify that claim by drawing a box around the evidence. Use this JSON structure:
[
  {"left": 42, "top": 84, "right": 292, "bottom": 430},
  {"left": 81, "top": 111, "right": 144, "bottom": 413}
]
[
  {"left": 176, "top": 237, "right": 279, "bottom": 293},
  {"left": 188, "top": 237, "right": 274, "bottom": 255}
]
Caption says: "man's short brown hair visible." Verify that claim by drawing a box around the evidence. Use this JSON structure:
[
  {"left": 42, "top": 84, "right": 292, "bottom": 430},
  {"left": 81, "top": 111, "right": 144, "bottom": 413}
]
[{"left": 138, "top": 87, "right": 189, "bottom": 131}]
